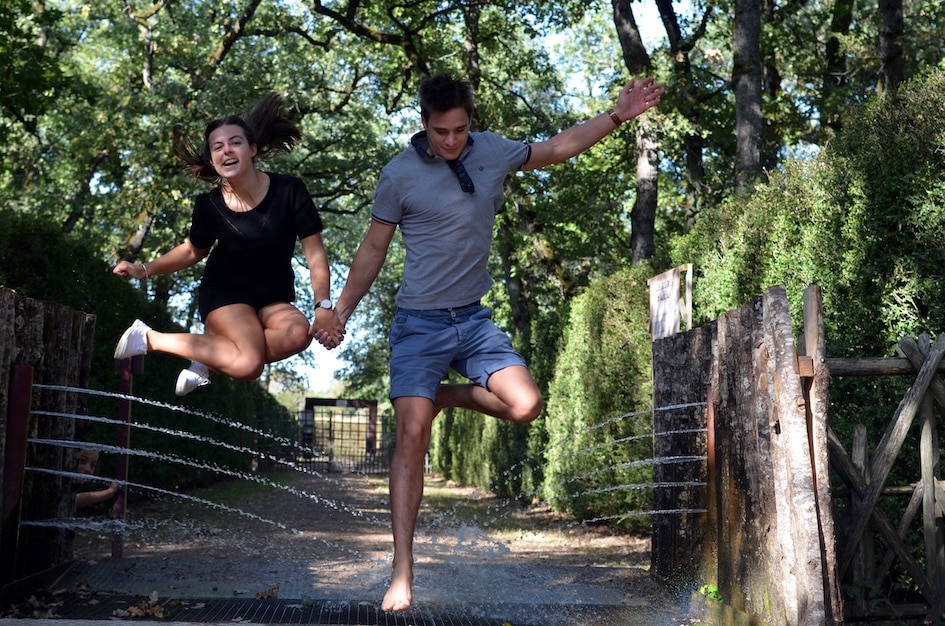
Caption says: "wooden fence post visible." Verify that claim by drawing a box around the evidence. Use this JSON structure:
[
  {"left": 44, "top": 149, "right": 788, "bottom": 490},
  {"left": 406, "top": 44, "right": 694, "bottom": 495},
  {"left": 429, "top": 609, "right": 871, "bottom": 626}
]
[
  {"left": 849, "top": 425, "right": 873, "bottom": 614},
  {"left": 650, "top": 322, "right": 714, "bottom": 591},
  {"left": 840, "top": 336, "right": 945, "bottom": 577},
  {"left": 1, "top": 365, "right": 32, "bottom": 585},
  {"left": 765, "top": 286, "right": 831, "bottom": 624},
  {"left": 0, "top": 288, "right": 96, "bottom": 583},
  {"left": 800, "top": 285, "right": 843, "bottom": 623},
  {"left": 111, "top": 356, "right": 142, "bottom": 558},
  {"left": 656, "top": 286, "right": 839, "bottom": 624}
]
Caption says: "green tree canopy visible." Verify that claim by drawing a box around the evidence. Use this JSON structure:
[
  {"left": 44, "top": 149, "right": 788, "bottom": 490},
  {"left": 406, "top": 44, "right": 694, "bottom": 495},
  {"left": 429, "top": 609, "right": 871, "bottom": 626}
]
[{"left": 3, "top": 0, "right": 945, "bottom": 511}]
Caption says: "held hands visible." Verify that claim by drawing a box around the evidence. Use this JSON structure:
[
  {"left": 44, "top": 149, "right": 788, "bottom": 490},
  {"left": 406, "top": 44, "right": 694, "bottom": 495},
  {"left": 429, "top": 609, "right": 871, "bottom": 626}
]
[
  {"left": 112, "top": 260, "right": 147, "bottom": 280},
  {"left": 613, "top": 76, "right": 664, "bottom": 123},
  {"left": 310, "top": 307, "right": 345, "bottom": 350}
]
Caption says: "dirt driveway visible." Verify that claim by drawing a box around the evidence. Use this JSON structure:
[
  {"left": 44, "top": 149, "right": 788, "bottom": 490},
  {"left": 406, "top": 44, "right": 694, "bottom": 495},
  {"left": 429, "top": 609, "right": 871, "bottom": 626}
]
[
  {"left": 74, "top": 472, "right": 653, "bottom": 566},
  {"left": 35, "top": 471, "right": 694, "bottom": 625}
]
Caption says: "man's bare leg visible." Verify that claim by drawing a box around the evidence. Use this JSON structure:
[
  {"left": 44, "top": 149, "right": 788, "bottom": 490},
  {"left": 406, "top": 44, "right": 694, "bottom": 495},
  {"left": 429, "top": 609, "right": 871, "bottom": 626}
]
[
  {"left": 382, "top": 369, "right": 541, "bottom": 611},
  {"left": 381, "top": 396, "right": 435, "bottom": 612},
  {"left": 434, "top": 365, "right": 542, "bottom": 424}
]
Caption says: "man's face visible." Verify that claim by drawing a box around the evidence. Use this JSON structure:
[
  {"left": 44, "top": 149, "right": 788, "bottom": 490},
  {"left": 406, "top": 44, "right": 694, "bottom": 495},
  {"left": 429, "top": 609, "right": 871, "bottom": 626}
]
[{"left": 421, "top": 108, "right": 470, "bottom": 160}]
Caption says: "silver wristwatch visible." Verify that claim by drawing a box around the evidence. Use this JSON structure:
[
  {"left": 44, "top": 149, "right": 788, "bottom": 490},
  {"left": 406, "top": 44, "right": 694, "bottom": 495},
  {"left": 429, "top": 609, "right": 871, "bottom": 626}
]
[{"left": 316, "top": 298, "right": 333, "bottom": 310}]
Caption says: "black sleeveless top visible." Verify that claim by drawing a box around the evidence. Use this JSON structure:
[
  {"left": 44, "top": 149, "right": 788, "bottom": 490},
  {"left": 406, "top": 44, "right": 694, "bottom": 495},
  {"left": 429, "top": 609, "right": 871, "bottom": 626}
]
[{"left": 189, "top": 173, "right": 323, "bottom": 298}]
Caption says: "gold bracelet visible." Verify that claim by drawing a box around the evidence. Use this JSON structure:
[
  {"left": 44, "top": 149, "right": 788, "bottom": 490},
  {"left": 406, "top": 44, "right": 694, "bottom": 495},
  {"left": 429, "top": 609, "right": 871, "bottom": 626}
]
[{"left": 607, "top": 108, "right": 622, "bottom": 127}]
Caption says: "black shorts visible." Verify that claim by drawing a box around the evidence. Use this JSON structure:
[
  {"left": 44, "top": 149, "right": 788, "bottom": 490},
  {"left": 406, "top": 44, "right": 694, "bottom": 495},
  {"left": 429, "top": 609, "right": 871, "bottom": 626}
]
[{"left": 197, "top": 282, "right": 295, "bottom": 322}]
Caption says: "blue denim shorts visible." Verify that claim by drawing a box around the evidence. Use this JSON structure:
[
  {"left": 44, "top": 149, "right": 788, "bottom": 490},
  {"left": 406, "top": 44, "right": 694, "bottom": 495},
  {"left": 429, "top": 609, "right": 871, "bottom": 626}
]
[{"left": 388, "top": 303, "right": 526, "bottom": 401}]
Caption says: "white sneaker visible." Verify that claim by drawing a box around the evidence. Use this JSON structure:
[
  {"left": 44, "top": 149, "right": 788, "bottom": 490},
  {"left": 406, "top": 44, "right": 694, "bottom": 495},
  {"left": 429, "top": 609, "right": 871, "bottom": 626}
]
[
  {"left": 114, "top": 319, "right": 152, "bottom": 360},
  {"left": 176, "top": 362, "right": 211, "bottom": 396}
]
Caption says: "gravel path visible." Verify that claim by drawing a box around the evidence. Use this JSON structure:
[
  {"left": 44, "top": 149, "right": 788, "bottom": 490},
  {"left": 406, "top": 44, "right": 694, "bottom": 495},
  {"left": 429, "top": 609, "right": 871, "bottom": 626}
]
[
  {"left": 16, "top": 471, "right": 695, "bottom": 625},
  {"left": 73, "top": 471, "right": 655, "bottom": 569}
]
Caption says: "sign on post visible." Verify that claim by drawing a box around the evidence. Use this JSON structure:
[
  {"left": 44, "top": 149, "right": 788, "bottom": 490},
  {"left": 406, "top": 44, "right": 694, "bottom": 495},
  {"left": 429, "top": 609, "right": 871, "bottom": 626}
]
[{"left": 648, "top": 264, "right": 693, "bottom": 340}]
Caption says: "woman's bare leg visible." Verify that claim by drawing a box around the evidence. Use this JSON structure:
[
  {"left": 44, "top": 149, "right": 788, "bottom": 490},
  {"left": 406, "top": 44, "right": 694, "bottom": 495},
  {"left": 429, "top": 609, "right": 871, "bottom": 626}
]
[
  {"left": 145, "top": 304, "right": 267, "bottom": 380},
  {"left": 257, "top": 302, "right": 313, "bottom": 363},
  {"left": 140, "top": 302, "right": 311, "bottom": 381}
]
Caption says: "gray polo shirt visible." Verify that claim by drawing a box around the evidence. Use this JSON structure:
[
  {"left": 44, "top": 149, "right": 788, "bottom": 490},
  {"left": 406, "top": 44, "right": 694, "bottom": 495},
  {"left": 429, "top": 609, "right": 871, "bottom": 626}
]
[{"left": 372, "top": 131, "right": 529, "bottom": 310}]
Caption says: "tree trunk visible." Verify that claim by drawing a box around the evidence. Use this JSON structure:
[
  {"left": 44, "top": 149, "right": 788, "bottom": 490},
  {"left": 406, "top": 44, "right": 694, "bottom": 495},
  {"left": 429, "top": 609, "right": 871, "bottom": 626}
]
[
  {"left": 612, "top": 0, "right": 658, "bottom": 263},
  {"left": 122, "top": 0, "right": 159, "bottom": 93},
  {"left": 461, "top": 2, "right": 482, "bottom": 91},
  {"left": 631, "top": 120, "right": 658, "bottom": 264},
  {"left": 878, "top": 0, "right": 904, "bottom": 96},
  {"left": 653, "top": 0, "right": 710, "bottom": 223},
  {"left": 497, "top": 227, "right": 531, "bottom": 342},
  {"left": 823, "top": 0, "right": 854, "bottom": 135},
  {"left": 62, "top": 150, "right": 109, "bottom": 234},
  {"left": 761, "top": 0, "right": 781, "bottom": 172},
  {"left": 120, "top": 211, "right": 153, "bottom": 263},
  {"left": 732, "top": 0, "right": 764, "bottom": 192}
]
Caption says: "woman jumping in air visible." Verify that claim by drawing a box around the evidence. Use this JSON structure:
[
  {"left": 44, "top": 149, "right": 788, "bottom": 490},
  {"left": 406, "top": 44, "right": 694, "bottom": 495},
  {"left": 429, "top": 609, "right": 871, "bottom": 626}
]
[{"left": 113, "top": 93, "right": 343, "bottom": 395}]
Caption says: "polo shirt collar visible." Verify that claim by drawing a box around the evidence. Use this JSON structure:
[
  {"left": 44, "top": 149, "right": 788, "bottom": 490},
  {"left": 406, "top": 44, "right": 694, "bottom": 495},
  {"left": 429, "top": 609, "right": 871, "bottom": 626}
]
[{"left": 410, "top": 130, "right": 475, "bottom": 160}]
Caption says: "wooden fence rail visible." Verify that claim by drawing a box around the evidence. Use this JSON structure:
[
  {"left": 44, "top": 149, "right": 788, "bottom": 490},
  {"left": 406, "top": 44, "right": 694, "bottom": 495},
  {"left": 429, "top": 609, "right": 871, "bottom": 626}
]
[{"left": 827, "top": 333, "right": 945, "bottom": 623}]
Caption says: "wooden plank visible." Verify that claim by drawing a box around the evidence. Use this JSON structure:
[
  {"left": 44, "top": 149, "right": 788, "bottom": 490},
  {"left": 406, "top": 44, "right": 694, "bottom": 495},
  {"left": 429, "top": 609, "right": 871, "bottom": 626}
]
[
  {"left": 898, "top": 337, "right": 945, "bottom": 415},
  {"left": 765, "top": 285, "right": 829, "bottom": 625},
  {"left": 849, "top": 425, "right": 874, "bottom": 615},
  {"left": 650, "top": 321, "right": 714, "bottom": 588},
  {"left": 17, "top": 301, "right": 73, "bottom": 577},
  {"left": 801, "top": 284, "right": 843, "bottom": 624},
  {"left": 74, "top": 311, "right": 96, "bottom": 437},
  {"left": 927, "top": 584, "right": 945, "bottom": 622},
  {"left": 919, "top": 401, "right": 943, "bottom": 584},
  {"left": 704, "top": 382, "right": 718, "bottom": 597},
  {"left": 875, "top": 484, "right": 922, "bottom": 594},
  {"left": 897, "top": 335, "right": 945, "bottom": 617},
  {"left": 839, "top": 335, "right": 945, "bottom": 577},
  {"left": 12, "top": 294, "right": 45, "bottom": 581},
  {"left": 713, "top": 295, "right": 775, "bottom": 618},
  {"left": 1, "top": 365, "right": 32, "bottom": 585},
  {"left": 824, "top": 357, "right": 945, "bottom": 377},
  {"left": 5, "top": 296, "right": 95, "bottom": 580},
  {"left": 0, "top": 288, "right": 15, "bottom": 512},
  {"left": 916, "top": 341, "right": 945, "bottom": 613}
]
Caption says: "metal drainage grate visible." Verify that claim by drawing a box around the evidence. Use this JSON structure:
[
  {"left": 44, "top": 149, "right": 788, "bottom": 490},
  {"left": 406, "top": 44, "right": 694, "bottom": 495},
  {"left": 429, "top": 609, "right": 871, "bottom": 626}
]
[{"left": 56, "top": 595, "right": 532, "bottom": 625}]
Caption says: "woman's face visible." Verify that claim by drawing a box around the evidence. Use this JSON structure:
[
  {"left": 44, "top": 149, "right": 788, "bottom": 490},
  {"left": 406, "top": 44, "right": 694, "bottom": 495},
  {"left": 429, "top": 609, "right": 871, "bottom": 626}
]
[{"left": 208, "top": 124, "right": 257, "bottom": 180}]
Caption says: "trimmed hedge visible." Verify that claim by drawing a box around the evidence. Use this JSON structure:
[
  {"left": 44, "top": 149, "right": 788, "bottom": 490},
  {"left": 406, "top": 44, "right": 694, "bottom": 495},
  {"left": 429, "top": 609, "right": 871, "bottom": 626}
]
[
  {"left": 541, "top": 264, "right": 654, "bottom": 532},
  {"left": 0, "top": 210, "right": 295, "bottom": 495}
]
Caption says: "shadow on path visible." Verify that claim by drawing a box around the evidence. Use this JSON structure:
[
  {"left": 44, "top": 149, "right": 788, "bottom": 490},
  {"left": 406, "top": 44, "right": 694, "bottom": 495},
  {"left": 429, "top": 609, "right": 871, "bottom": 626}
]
[{"left": 1, "top": 473, "right": 696, "bottom": 625}]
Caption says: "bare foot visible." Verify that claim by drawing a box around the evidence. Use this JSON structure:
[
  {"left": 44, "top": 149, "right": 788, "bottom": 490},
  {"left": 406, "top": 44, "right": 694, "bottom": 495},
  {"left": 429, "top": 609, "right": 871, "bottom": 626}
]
[{"left": 381, "top": 559, "right": 413, "bottom": 611}]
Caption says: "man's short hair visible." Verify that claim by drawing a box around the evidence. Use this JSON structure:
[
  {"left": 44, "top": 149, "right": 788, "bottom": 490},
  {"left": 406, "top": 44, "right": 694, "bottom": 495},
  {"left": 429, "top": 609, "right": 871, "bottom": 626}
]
[{"left": 418, "top": 73, "right": 475, "bottom": 121}]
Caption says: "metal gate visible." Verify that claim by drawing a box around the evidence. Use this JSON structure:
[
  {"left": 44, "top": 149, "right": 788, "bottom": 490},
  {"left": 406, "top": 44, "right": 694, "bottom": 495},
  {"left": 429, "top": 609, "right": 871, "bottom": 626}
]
[{"left": 296, "top": 398, "right": 393, "bottom": 474}]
